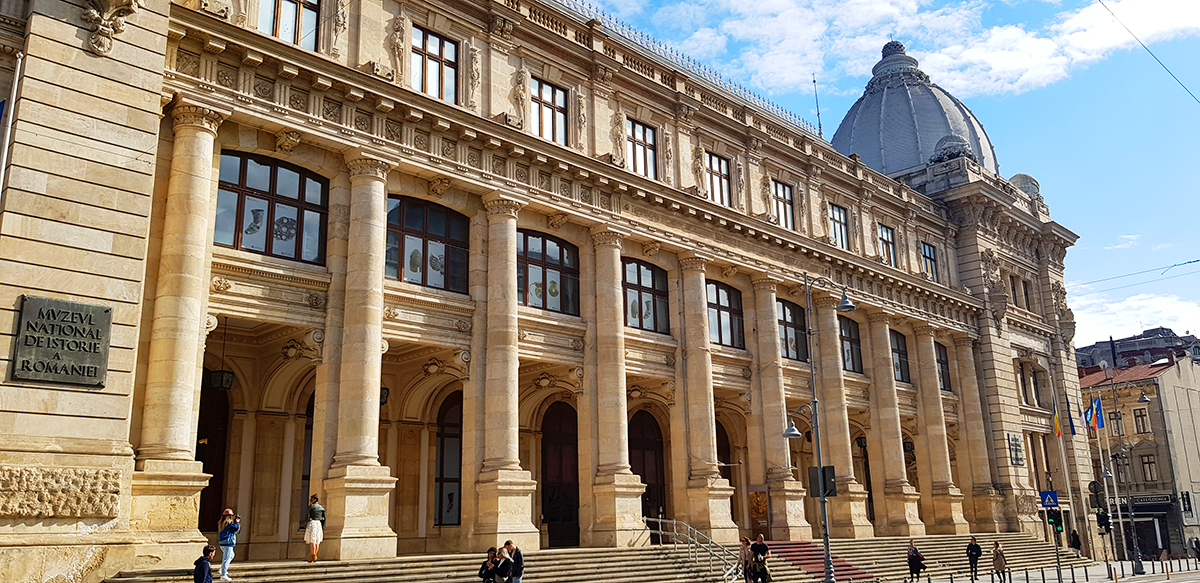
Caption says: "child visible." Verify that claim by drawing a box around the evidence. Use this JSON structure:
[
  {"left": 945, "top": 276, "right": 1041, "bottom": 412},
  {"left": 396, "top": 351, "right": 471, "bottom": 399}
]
[{"left": 194, "top": 545, "right": 215, "bottom": 583}]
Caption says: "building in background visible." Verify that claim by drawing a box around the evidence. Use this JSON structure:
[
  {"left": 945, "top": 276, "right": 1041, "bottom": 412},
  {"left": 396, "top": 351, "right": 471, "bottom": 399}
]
[
  {"left": 0, "top": 0, "right": 1088, "bottom": 579},
  {"left": 1079, "top": 353, "right": 1200, "bottom": 558},
  {"left": 1077, "top": 327, "right": 1200, "bottom": 367}
]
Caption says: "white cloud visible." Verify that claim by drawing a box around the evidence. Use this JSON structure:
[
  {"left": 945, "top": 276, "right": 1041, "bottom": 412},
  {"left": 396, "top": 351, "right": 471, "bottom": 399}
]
[
  {"left": 678, "top": 27, "right": 729, "bottom": 60},
  {"left": 1104, "top": 234, "right": 1141, "bottom": 250},
  {"left": 1153, "top": 243, "right": 1176, "bottom": 251},
  {"left": 1070, "top": 292, "right": 1200, "bottom": 347}
]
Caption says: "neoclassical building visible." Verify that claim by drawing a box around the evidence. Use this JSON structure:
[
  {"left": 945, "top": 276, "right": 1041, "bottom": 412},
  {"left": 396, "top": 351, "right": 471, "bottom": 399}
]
[{"left": 0, "top": 0, "right": 1092, "bottom": 579}]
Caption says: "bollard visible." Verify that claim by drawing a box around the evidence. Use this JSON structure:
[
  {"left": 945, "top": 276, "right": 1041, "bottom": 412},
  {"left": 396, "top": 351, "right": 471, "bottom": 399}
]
[
  {"left": 1121, "top": 561, "right": 1126, "bottom": 578},
  {"left": 1072, "top": 564, "right": 1076, "bottom": 583},
  {"left": 1166, "top": 560, "right": 1171, "bottom": 580},
  {"left": 952, "top": 573, "right": 955, "bottom": 583},
  {"left": 992, "top": 568, "right": 996, "bottom": 583},
  {"left": 930, "top": 574, "right": 933, "bottom": 583},
  {"left": 1152, "top": 560, "right": 1156, "bottom": 575},
  {"left": 1041, "top": 566, "right": 1046, "bottom": 583},
  {"left": 1026, "top": 568, "right": 1030, "bottom": 583}
]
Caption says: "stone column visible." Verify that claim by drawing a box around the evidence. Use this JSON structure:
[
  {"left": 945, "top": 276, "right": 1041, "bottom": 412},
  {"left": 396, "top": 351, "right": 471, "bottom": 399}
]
[
  {"left": 914, "top": 326, "right": 969, "bottom": 533},
  {"left": 866, "top": 311, "right": 924, "bottom": 535},
  {"left": 591, "top": 228, "right": 648, "bottom": 546},
  {"left": 954, "top": 334, "right": 1004, "bottom": 531},
  {"left": 130, "top": 102, "right": 226, "bottom": 561},
  {"left": 323, "top": 153, "right": 397, "bottom": 560},
  {"left": 751, "top": 276, "right": 810, "bottom": 541},
  {"left": 475, "top": 192, "right": 539, "bottom": 550},
  {"left": 812, "top": 295, "right": 875, "bottom": 537},
  {"left": 679, "top": 254, "right": 738, "bottom": 543}
]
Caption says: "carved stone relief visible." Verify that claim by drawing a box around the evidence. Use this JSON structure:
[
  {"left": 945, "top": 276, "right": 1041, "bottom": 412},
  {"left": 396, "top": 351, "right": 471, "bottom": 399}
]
[
  {"left": 82, "top": 0, "right": 143, "bottom": 56},
  {"left": 512, "top": 67, "right": 529, "bottom": 128},
  {"left": 468, "top": 43, "right": 481, "bottom": 111},
  {"left": 0, "top": 466, "right": 120, "bottom": 518}
]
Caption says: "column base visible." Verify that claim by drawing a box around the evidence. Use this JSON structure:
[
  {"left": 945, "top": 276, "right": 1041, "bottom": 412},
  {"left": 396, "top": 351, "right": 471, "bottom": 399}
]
[
  {"left": 474, "top": 468, "right": 540, "bottom": 550},
  {"left": 322, "top": 464, "right": 398, "bottom": 560},
  {"left": 879, "top": 481, "right": 925, "bottom": 536},
  {"left": 970, "top": 486, "right": 1005, "bottom": 532},
  {"left": 767, "top": 479, "right": 811, "bottom": 541},
  {"left": 686, "top": 476, "right": 739, "bottom": 544},
  {"left": 828, "top": 479, "right": 875, "bottom": 538},
  {"left": 591, "top": 472, "right": 649, "bottom": 547},
  {"left": 925, "top": 483, "right": 970, "bottom": 534}
]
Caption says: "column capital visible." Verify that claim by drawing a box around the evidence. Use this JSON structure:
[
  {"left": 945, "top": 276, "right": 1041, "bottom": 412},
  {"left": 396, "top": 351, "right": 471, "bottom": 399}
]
[
  {"left": 171, "top": 103, "right": 228, "bottom": 133},
  {"left": 591, "top": 227, "right": 627, "bottom": 248},
  {"left": 953, "top": 334, "right": 977, "bottom": 348},
  {"left": 811, "top": 294, "right": 841, "bottom": 309},
  {"left": 913, "top": 324, "right": 937, "bottom": 337},
  {"left": 482, "top": 192, "right": 526, "bottom": 217},
  {"left": 751, "top": 276, "right": 781, "bottom": 293},
  {"left": 345, "top": 154, "right": 392, "bottom": 181},
  {"left": 867, "top": 311, "right": 891, "bottom": 324},
  {"left": 678, "top": 254, "right": 710, "bottom": 272}
]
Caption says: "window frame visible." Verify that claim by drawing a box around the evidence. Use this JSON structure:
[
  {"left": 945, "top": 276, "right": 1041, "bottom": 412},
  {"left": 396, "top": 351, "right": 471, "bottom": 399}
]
[
  {"left": 704, "top": 152, "right": 732, "bottom": 207},
  {"left": 215, "top": 151, "right": 328, "bottom": 265},
  {"left": 1141, "top": 454, "right": 1158, "bottom": 482},
  {"left": 921, "top": 242, "right": 939, "bottom": 283},
  {"left": 257, "top": 0, "right": 320, "bottom": 50},
  {"left": 530, "top": 77, "right": 569, "bottom": 146},
  {"left": 890, "top": 329, "right": 911, "bottom": 383},
  {"left": 625, "top": 119, "right": 657, "bottom": 180},
  {"left": 434, "top": 392, "right": 463, "bottom": 526},
  {"left": 1133, "top": 407, "right": 1150, "bottom": 434},
  {"left": 385, "top": 196, "right": 470, "bottom": 294},
  {"left": 410, "top": 26, "right": 459, "bottom": 104},
  {"left": 777, "top": 299, "right": 808, "bottom": 362},
  {"left": 1109, "top": 411, "right": 1125, "bottom": 436},
  {"left": 878, "top": 224, "right": 897, "bottom": 267},
  {"left": 622, "top": 257, "right": 670, "bottom": 335},
  {"left": 706, "top": 280, "right": 745, "bottom": 349},
  {"left": 1022, "top": 280, "right": 1032, "bottom": 310},
  {"left": 517, "top": 229, "right": 580, "bottom": 316},
  {"left": 829, "top": 204, "right": 849, "bottom": 250},
  {"left": 935, "top": 342, "right": 953, "bottom": 392},
  {"left": 839, "top": 315, "right": 863, "bottom": 373},
  {"left": 773, "top": 180, "right": 795, "bottom": 230}
]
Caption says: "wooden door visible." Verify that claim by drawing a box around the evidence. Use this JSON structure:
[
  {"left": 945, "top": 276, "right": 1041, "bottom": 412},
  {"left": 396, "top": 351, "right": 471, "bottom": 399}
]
[{"left": 541, "top": 401, "right": 579, "bottom": 547}]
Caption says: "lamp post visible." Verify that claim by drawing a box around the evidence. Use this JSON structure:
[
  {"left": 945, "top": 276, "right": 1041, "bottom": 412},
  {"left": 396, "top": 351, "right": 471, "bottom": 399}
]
[
  {"left": 1138, "top": 388, "right": 1186, "bottom": 559},
  {"left": 1109, "top": 373, "right": 1144, "bottom": 574},
  {"left": 783, "top": 272, "right": 854, "bottom": 583}
]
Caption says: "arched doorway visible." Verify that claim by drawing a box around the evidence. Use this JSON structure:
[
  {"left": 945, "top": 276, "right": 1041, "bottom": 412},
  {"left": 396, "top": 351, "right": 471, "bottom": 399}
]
[
  {"left": 630, "top": 410, "right": 666, "bottom": 526},
  {"left": 435, "top": 392, "right": 463, "bottom": 526},
  {"left": 197, "top": 369, "right": 231, "bottom": 531},
  {"left": 541, "top": 401, "right": 579, "bottom": 547}
]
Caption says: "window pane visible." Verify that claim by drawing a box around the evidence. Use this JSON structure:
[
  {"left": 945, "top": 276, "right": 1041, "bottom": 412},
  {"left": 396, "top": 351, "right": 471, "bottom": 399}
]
[
  {"left": 426, "top": 59, "right": 439, "bottom": 97},
  {"left": 530, "top": 103, "right": 541, "bottom": 137},
  {"left": 731, "top": 315, "right": 743, "bottom": 348},
  {"left": 272, "top": 204, "right": 298, "bottom": 258},
  {"left": 545, "top": 239, "right": 560, "bottom": 264},
  {"left": 449, "top": 214, "right": 468, "bottom": 242},
  {"left": 404, "top": 235, "right": 424, "bottom": 284},
  {"left": 640, "top": 291, "right": 653, "bottom": 327},
  {"left": 708, "top": 308, "right": 720, "bottom": 343},
  {"left": 517, "top": 265, "right": 525, "bottom": 304},
  {"left": 542, "top": 107, "right": 552, "bottom": 140},
  {"left": 277, "top": 167, "right": 300, "bottom": 199},
  {"left": 528, "top": 265, "right": 543, "bottom": 307},
  {"left": 646, "top": 149, "right": 656, "bottom": 179},
  {"left": 305, "top": 177, "right": 323, "bottom": 205},
  {"left": 219, "top": 154, "right": 241, "bottom": 184},
  {"left": 300, "top": 7, "right": 317, "bottom": 50},
  {"left": 214, "top": 189, "right": 237, "bottom": 246},
  {"left": 427, "top": 240, "right": 446, "bottom": 289},
  {"left": 257, "top": 0, "right": 275, "bottom": 35},
  {"left": 527, "top": 236, "right": 542, "bottom": 262},
  {"left": 385, "top": 231, "right": 400, "bottom": 279},
  {"left": 627, "top": 289, "right": 640, "bottom": 328},
  {"left": 546, "top": 269, "right": 561, "bottom": 311},
  {"left": 241, "top": 197, "right": 269, "bottom": 251},
  {"left": 563, "top": 275, "right": 579, "bottom": 315},
  {"left": 555, "top": 111, "right": 566, "bottom": 144},
  {"left": 444, "top": 41, "right": 456, "bottom": 62},
  {"left": 279, "top": 0, "right": 297, "bottom": 43},
  {"left": 707, "top": 283, "right": 717, "bottom": 304},
  {"left": 387, "top": 198, "right": 401, "bottom": 226},
  {"left": 427, "top": 35, "right": 440, "bottom": 55},
  {"left": 625, "top": 261, "right": 638, "bottom": 284},
  {"left": 444, "top": 67, "right": 456, "bottom": 103},
  {"left": 405, "top": 201, "right": 424, "bottom": 231},
  {"left": 720, "top": 312, "right": 732, "bottom": 345},
  {"left": 446, "top": 246, "right": 468, "bottom": 293},
  {"left": 246, "top": 159, "right": 270, "bottom": 191},
  {"left": 411, "top": 53, "right": 423, "bottom": 90},
  {"left": 427, "top": 205, "right": 446, "bottom": 237},
  {"left": 563, "top": 246, "right": 577, "bottom": 269},
  {"left": 655, "top": 296, "right": 669, "bottom": 333},
  {"left": 412, "top": 26, "right": 423, "bottom": 49}
]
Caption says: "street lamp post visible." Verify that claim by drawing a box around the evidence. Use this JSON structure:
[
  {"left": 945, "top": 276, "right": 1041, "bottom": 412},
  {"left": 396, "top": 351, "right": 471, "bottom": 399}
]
[
  {"left": 783, "top": 272, "right": 855, "bottom": 583},
  {"left": 1110, "top": 376, "right": 1145, "bottom": 575}
]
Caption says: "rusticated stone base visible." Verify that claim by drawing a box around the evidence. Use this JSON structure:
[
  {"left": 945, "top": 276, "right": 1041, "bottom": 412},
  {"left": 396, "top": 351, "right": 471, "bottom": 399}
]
[
  {"left": 878, "top": 482, "right": 925, "bottom": 536},
  {"left": 827, "top": 479, "right": 875, "bottom": 539},
  {"left": 323, "top": 464, "right": 398, "bottom": 560},
  {"left": 767, "top": 479, "right": 812, "bottom": 541},
  {"left": 473, "top": 468, "right": 540, "bottom": 551},
  {"left": 590, "top": 472, "right": 649, "bottom": 547},
  {"left": 925, "top": 483, "right": 970, "bottom": 534},
  {"left": 686, "top": 476, "right": 739, "bottom": 544}
]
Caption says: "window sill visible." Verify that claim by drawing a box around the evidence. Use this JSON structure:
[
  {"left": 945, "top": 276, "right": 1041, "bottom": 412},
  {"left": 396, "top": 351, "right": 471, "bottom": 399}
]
[{"left": 211, "top": 248, "right": 332, "bottom": 282}]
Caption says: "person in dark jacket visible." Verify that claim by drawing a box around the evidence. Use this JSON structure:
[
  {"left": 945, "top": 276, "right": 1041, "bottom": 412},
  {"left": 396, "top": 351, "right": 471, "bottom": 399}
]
[
  {"left": 907, "top": 540, "right": 925, "bottom": 583},
  {"left": 194, "top": 545, "right": 215, "bottom": 583},
  {"left": 493, "top": 547, "right": 514, "bottom": 583},
  {"left": 478, "top": 547, "right": 498, "bottom": 583},
  {"left": 305, "top": 494, "right": 326, "bottom": 563},
  {"left": 1069, "top": 530, "right": 1082, "bottom": 558},
  {"left": 504, "top": 540, "right": 525, "bottom": 583},
  {"left": 966, "top": 536, "right": 983, "bottom": 580},
  {"left": 216, "top": 509, "right": 240, "bottom": 581}
]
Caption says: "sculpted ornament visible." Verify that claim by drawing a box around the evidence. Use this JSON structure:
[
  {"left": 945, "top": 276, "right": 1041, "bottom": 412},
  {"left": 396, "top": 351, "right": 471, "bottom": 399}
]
[
  {"left": 275, "top": 130, "right": 301, "bottom": 153},
  {"left": 662, "top": 132, "right": 673, "bottom": 185},
  {"left": 575, "top": 91, "right": 587, "bottom": 151},
  {"left": 490, "top": 15, "right": 514, "bottom": 38},
  {"left": 211, "top": 275, "right": 232, "bottom": 293},
  {"left": 512, "top": 68, "right": 529, "bottom": 128},
  {"left": 391, "top": 13, "right": 409, "bottom": 82},
  {"left": 643, "top": 240, "right": 660, "bottom": 257},
  {"left": 428, "top": 177, "right": 452, "bottom": 197},
  {"left": 468, "top": 44, "right": 481, "bottom": 110},
  {"left": 331, "top": 0, "right": 348, "bottom": 57},
  {"left": 609, "top": 105, "right": 626, "bottom": 167},
  {"left": 690, "top": 145, "right": 706, "bottom": 198},
  {"left": 547, "top": 213, "right": 569, "bottom": 230},
  {"left": 81, "top": 0, "right": 143, "bottom": 55}
]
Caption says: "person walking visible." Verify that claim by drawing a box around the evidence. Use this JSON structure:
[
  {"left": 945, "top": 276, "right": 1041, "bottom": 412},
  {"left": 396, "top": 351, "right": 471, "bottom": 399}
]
[
  {"left": 749, "top": 535, "right": 772, "bottom": 583},
  {"left": 503, "top": 540, "right": 525, "bottom": 583},
  {"left": 493, "top": 547, "right": 515, "bottom": 583},
  {"left": 194, "top": 545, "right": 215, "bottom": 583},
  {"left": 992, "top": 542, "right": 1008, "bottom": 583},
  {"left": 1069, "top": 530, "right": 1082, "bottom": 558},
  {"left": 739, "top": 537, "right": 752, "bottom": 582},
  {"left": 966, "top": 536, "right": 983, "bottom": 581},
  {"left": 907, "top": 540, "right": 926, "bottom": 583},
  {"left": 304, "top": 494, "right": 326, "bottom": 563},
  {"left": 1192, "top": 537, "right": 1200, "bottom": 560},
  {"left": 216, "top": 509, "right": 240, "bottom": 581},
  {"left": 478, "top": 547, "right": 498, "bottom": 583}
]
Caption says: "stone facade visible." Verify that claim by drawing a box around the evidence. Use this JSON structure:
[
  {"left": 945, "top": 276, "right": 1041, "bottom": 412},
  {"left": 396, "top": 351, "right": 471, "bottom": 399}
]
[{"left": 0, "top": 0, "right": 1093, "bottom": 579}]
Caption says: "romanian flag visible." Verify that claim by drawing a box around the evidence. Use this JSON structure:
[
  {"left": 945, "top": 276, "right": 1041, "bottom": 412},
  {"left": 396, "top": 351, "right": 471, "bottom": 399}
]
[
  {"left": 1067, "top": 395, "right": 1078, "bottom": 436},
  {"left": 1084, "top": 397, "right": 1105, "bottom": 430},
  {"left": 1052, "top": 397, "right": 1062, "bottom": 438}
]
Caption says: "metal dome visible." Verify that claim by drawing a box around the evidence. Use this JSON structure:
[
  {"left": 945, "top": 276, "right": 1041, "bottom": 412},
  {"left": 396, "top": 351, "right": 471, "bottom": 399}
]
[{"left": 832, "top": 42, "right": 999, "bottom": 176}]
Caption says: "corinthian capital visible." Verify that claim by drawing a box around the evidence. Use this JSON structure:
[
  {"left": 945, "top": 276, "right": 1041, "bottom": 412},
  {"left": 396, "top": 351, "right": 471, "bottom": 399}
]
[
  {"left": 345, "top": 155, "right": 392, "bottom": 180},
  {"left": 590, "top": 229, "right": 625, "bottom": 248},
  {"left": 482, "top": 193, "right": 525, "bottom": 218},
  {"left": 678, "top": 255, "right": 708, "bottom": 272},
  {"left": 171, "top": 104, "right": 227, "bottom": 133}
]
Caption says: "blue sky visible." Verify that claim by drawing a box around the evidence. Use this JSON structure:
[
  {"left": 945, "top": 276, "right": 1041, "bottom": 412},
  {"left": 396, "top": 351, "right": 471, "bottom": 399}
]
[{"left": 589, "top": 0, "right": 1200, "bottom": 347}]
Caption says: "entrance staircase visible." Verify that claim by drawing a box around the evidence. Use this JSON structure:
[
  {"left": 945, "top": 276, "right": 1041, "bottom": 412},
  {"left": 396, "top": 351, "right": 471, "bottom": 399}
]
[{"left": 104, "top": 532, "right": 1088, "bottom": 583}]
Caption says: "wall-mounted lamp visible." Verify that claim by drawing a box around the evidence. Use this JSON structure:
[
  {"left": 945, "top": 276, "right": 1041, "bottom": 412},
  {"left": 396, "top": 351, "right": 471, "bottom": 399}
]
[{"left": 380, "top": 386, "right": 390, "bottom": 406}]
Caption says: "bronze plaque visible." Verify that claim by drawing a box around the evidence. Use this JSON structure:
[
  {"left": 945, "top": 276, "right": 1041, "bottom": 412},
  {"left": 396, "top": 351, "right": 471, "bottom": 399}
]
[{"left": 12, "top": 295, "right": 112, "bottom": 387}]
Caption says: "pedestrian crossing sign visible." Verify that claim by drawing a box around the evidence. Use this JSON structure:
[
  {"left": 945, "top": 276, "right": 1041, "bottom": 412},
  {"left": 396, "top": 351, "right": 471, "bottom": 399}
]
[{"left": 1040, "top": 490, "right": 1058, "bottom": 508}]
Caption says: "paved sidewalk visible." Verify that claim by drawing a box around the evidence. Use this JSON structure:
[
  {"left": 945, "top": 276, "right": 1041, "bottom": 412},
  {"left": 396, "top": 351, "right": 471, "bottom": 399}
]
[{"left": 900, "top": 559, "right": 1200, "bottom": 583}]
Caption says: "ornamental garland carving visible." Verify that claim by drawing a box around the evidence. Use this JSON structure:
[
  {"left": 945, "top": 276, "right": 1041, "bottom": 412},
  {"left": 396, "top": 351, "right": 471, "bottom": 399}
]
[
  {"left": 0, "top": 466, "right": 120, "bottom": 518},
  {"left": 547, "top": 212, "right": 569, "bottom": 230},
  {"left": 81, "top": 0, "right": 142, "bottom": 55}
]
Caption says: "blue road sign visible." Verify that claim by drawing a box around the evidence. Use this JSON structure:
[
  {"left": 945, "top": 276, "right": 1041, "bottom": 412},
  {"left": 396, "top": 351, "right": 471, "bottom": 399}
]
[{"left": 1040, "top": 491, "right": 1059, "bottom": 508}]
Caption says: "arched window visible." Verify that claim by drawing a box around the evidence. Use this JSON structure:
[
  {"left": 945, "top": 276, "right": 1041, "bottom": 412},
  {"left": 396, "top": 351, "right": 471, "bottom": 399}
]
[
  {"left": 706, "top": 280, "right": 744, "bottom": 349},
  {"left": 517, "top": 230, "right": 580, "bottom": 316},
  {"left": 216, "top": 152, "right": 327, "bottom": 264},
  {"left": 777, "top": 299, "right": 808, "bottom": 362},
  {"left": 386, "top": 196, "right": 469, "bottom": 294},
  {"left": 434, "top": 392, "right": 463, "bottom": 526},
  {"left": 623, "top": 258, "right": 669, "bottom": 334}
]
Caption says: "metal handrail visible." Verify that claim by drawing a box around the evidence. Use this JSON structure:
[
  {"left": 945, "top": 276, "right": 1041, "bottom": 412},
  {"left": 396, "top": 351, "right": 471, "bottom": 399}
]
[{"left": 645, "top": 516, "right": 743, "bottom": 583}]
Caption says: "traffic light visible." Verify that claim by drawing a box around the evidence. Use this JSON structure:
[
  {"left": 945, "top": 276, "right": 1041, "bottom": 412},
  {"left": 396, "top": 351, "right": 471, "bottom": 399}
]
[
  {"left": 1047, "top": 509, "right": 1063, "bottom": 532},
  {"left": 1097, "top": 510, "right": 1111, "bottom": 533}
]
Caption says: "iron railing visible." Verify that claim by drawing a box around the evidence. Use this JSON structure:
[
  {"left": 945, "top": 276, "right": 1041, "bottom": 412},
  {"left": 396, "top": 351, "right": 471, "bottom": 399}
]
[{"left": 645, "top": 516, "right": 743, "bottom": 583}]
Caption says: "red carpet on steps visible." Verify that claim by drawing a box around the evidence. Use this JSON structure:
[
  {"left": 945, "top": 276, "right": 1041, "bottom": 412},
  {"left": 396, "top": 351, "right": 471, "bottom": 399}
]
[{"left": 770, "top": 541, "right": 875, "bottom": 581}]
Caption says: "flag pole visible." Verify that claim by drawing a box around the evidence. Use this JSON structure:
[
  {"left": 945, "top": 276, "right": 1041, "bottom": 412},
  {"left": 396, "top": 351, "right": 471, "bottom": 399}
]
[{"left": 1053, "top": 381, "right": 1088, "bottom": 557}]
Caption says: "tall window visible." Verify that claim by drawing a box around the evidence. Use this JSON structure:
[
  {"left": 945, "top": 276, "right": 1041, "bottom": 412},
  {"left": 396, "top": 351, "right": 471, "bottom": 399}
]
[
  {"left": 517, "top": 230, "right": 580, "bottom": 316},
  {"left": 411, "top": 26, "right": 457, "bottom": 103},
  {"left": 257, "top": 0, "right": 318, "bottom": 50},
  {"left": 921, "top": 242, "right": 939, "bottom": 283},
  {"left": 839, "top": 315, "right": 863, "bottom": 373},
  {"left": 1141, "top": 454, "right": 1158, "bottom": 482},
  {"left": 531, "top": 77, "right": 568, "bottom": 146},
  {"left": 773, "top": 181, "right": 795, "bottom": 230},
  {"left": 434, "top": 392, "right": 463, "bottom": 526},
  {"left": 1018, "top": 362, "right": 1032, "bottom": 405},
  {"left": 704, "top": 152, "right": 731, "bottom": 207},
  {"left": 777, "top": 299, "right": 808, "bottom": 362},
  {"left": 1134, "top": 407, "right": 1150, "bottom": 434},
  {"left": 385, "top": 197, "right": 468, "bottom": 294},
  {"left": 623, "top": 258, "right": 669, "bottom": 334},
  {"left": 1109, "top": 411, "right": 1124, "bottom": 436},
  {"left": 890, "top": 330, "right": 911, "bottom": 383},
  {"left": 626, "top": 119, "right": 657, "bottom": 179},
  {"left": 1030, "top": 368, "right": 1042, "bottom": 407},
  {"left": 1009, "top": 275, "right": 1020, "bottom": 307},
  {"left": 829, "top": 204, "right": 849, "bottom": 250},
  {"left": 878, "top": 224, "right": 896, "bottom": 267},
  {"left": 1022, "top": 280, "right": 1032, "bottom": 310},
  {"left": 935, "top": 342, "right": 952, "bottom": 392},
  {"left": 706, "top": 281, "right": 744, "bottom": 349},
  {"left": 216, "top": 152, "right": 327, "bottom": 264}
]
